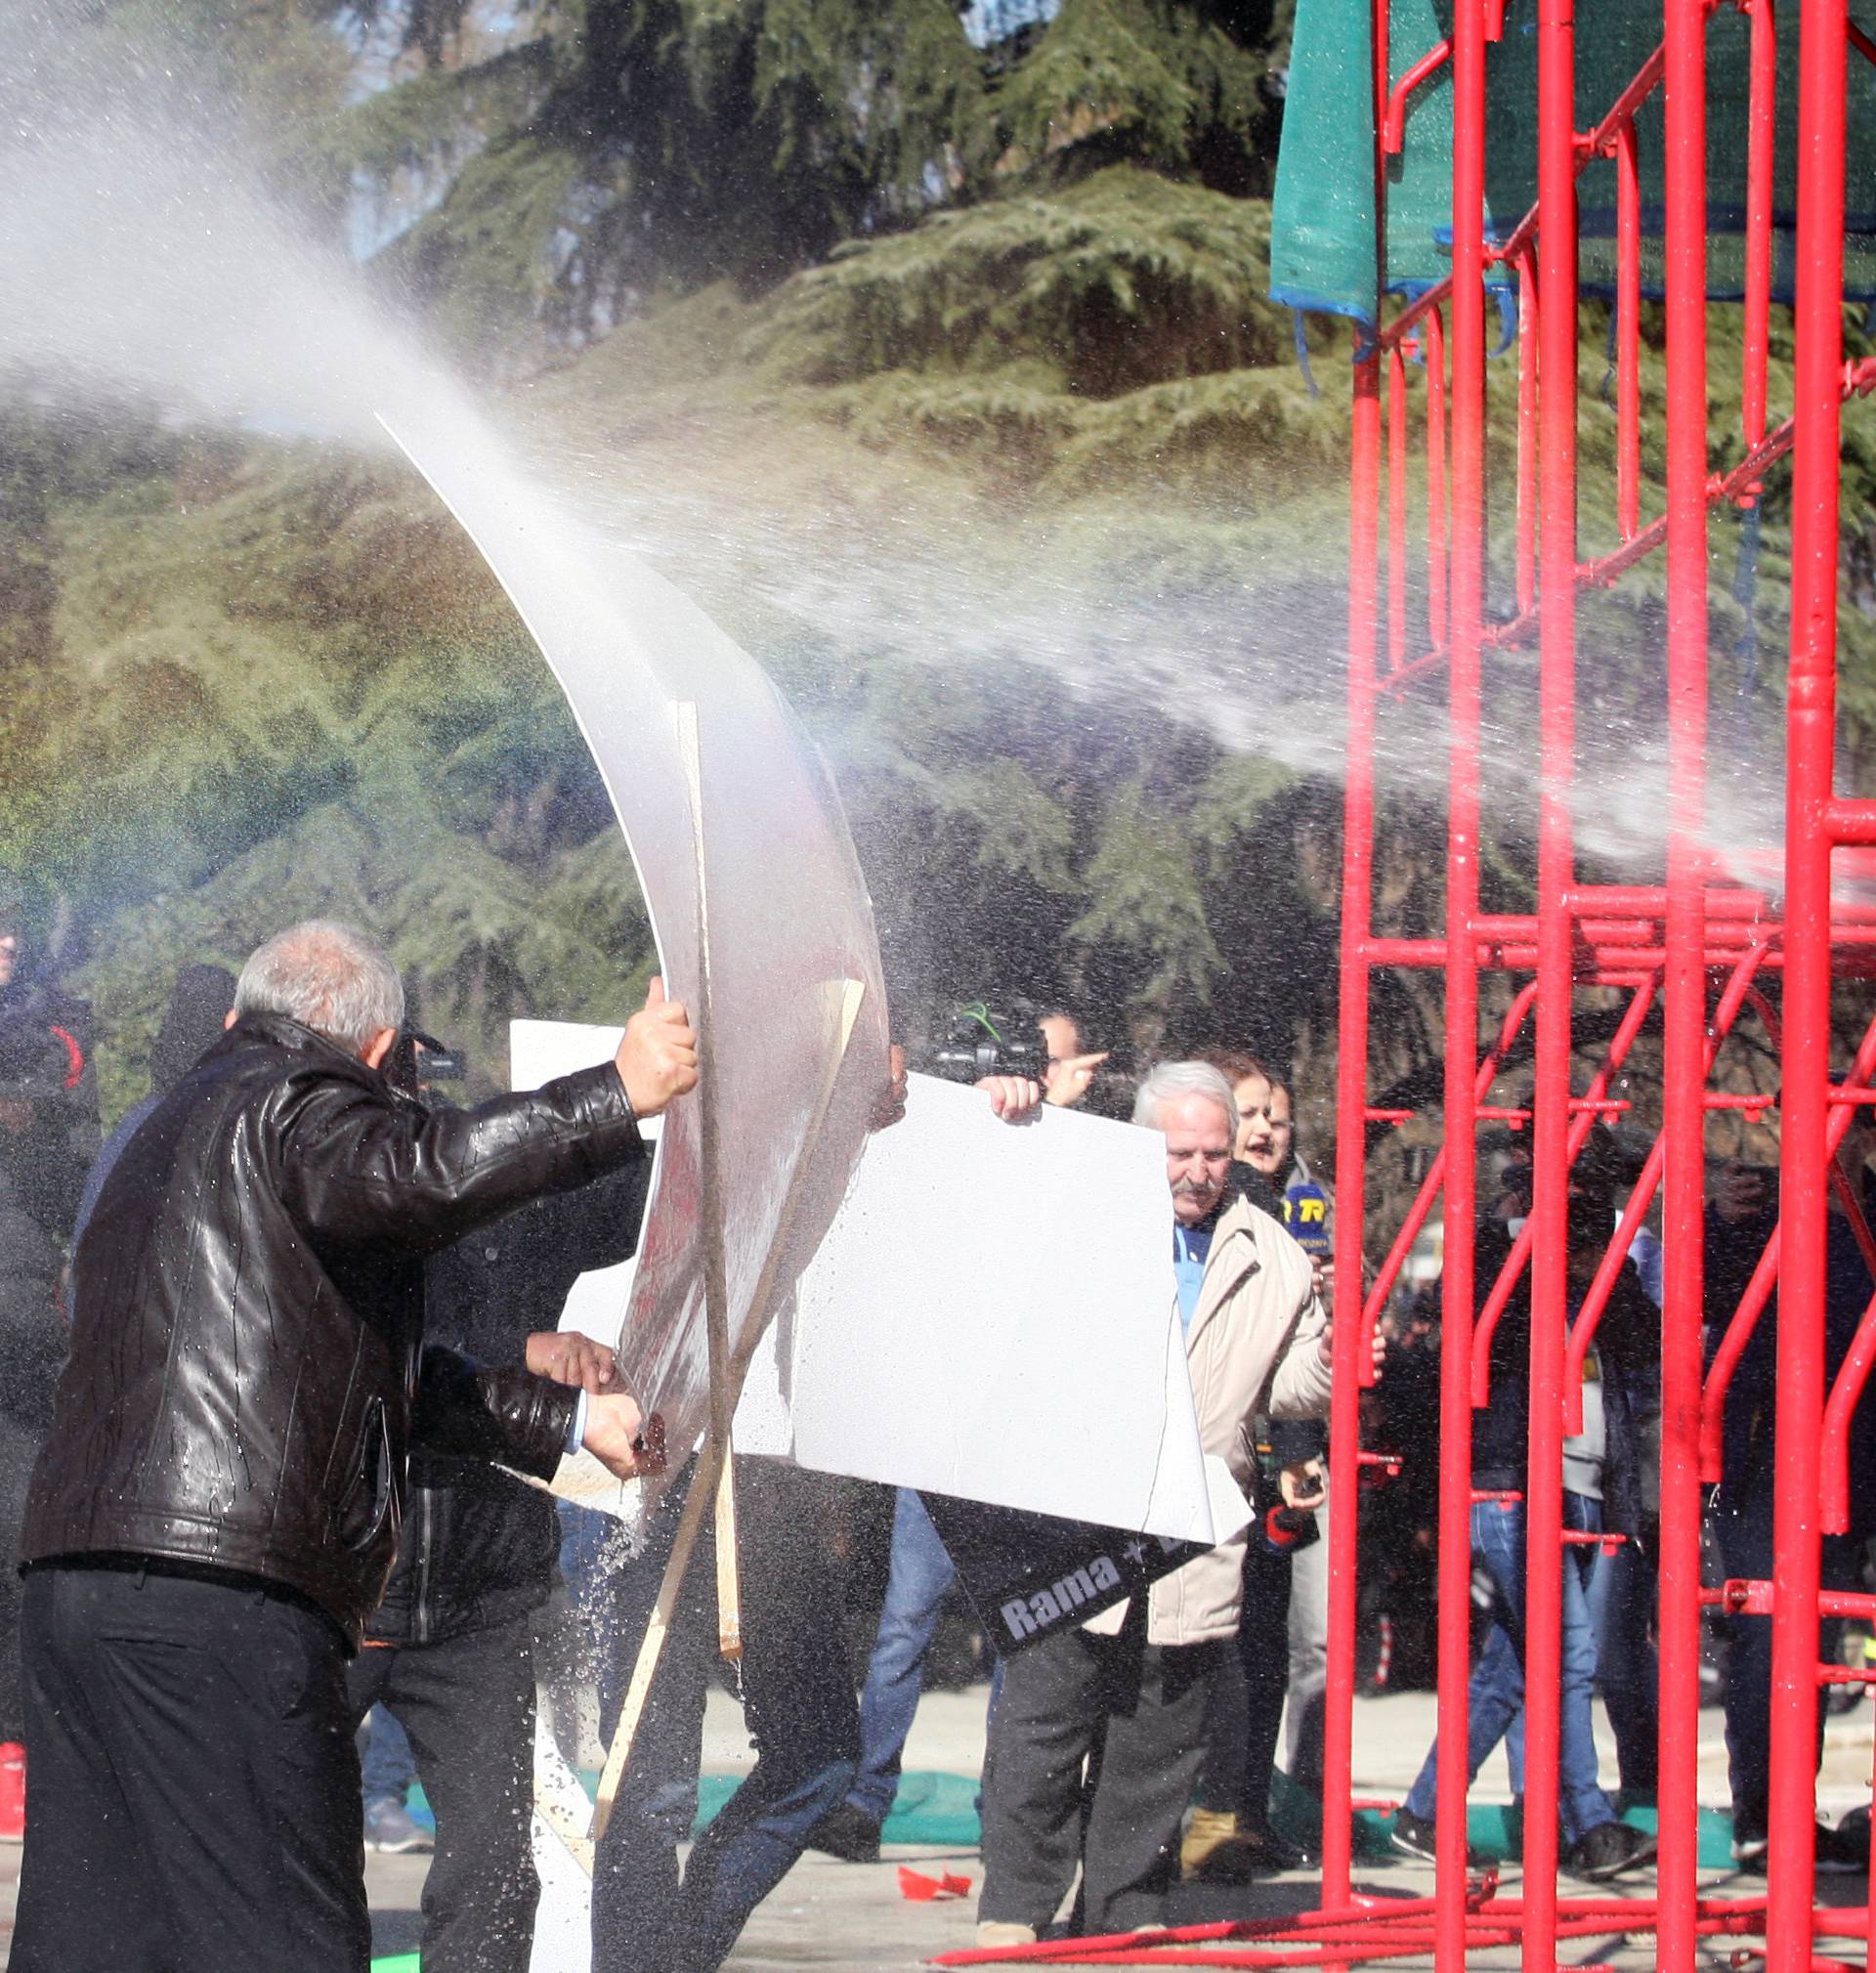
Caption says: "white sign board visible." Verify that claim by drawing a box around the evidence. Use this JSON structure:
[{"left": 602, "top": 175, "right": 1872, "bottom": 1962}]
[{"left": 790, "top": 1074, "right": 1243, "bottom": 1545}]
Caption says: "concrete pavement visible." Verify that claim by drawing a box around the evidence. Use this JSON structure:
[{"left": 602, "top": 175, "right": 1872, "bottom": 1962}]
[{"left": 5, "top": 1683, "right": 1873, "bottom": 1968}]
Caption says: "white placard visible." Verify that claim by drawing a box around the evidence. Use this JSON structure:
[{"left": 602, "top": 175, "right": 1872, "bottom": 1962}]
[{"left": 790, "top": 1074, "right": 1241, "bottom": 1545}]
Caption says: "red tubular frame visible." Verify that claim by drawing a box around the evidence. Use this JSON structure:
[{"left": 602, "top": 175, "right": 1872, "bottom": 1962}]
[
  {"left": 1266, "top": 0, "right": 1864, "bottom": 1967},
  {"left": 952, "top": 5, "right": 1870, "bottom": 1969}
]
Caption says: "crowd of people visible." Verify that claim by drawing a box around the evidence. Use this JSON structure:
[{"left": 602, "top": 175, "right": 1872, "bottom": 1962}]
[{"left": 0, "top": 888, "right": 1871, "bottom": 1971}]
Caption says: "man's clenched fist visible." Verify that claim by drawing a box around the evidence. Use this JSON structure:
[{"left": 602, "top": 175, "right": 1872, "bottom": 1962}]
[
  {"left": 615, "top": 974, "right": 700, "bottom": 1117},
  {"left": 581, "top": 1393, "right": 667, "bottom": 1480}
]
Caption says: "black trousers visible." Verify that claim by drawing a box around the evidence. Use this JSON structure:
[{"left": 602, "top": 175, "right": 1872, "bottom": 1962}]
[
  {"left": 978, "top": 1606, "right": 1219, "bottom": 1936},
  {"left": 346, "top": 1612, "right": 540, "bottom": 1973},
  {"left": 591, "top": 1458, "right": 861, "bottom": 1973},
  {"left": 1194, "top": 1538, "right": 1294, "bottom": 1825},
  {"left": 12, "top": 1560, "right": 369, "bottom": 1973}
]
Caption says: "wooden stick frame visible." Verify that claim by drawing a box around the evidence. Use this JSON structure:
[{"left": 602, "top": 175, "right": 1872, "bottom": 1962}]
[
  {"left": 674, "top": 702, "right": 743, "bottom": 1662},
  {"left": 585, "top": 969, "right": 870, "bottom": 1854}
]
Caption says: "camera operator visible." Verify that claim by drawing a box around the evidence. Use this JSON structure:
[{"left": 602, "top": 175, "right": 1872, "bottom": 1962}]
[
  {"left": 592, "top": 1052, "right": 1045, "bottom": 1973},
  {"left": 806, "top": 1005, "right": 1108, "bottom": 1866},
  {"left": 11, "top": 921, "right": 690, "bottom": 1973}
]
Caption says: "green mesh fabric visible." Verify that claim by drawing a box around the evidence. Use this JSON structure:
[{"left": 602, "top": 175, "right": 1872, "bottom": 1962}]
[{"left": 1272, "top": 0, "right": 1876, "bottom": 322}]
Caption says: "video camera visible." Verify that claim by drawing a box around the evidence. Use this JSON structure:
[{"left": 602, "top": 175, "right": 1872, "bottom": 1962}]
[
  {"left": 384, "top": 1030, "right": 467, "bottom": 1099},
  {"left": 1251, "top": 1423, "right": 1323, "bottom": 1557},
  {"left": 922, "top": 1000, "right": 1047, "bottom": 1086}
]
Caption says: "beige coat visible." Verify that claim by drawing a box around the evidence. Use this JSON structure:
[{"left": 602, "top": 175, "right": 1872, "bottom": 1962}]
[{"left": 1087, "top": 1192, "right": 1334, "bottom": 1648}]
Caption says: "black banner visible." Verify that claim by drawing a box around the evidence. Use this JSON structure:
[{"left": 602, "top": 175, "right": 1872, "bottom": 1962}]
[{"left": 918, "top": 1491, "right": 1206, "bottom": 1655}]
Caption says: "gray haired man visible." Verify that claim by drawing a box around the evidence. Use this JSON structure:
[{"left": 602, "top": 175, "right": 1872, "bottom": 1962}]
[
  {"left": 12, "top": 920, "right": 695, "bottom": 1973},
  {"left": 975, "top": 1062, "right": 1335, "bottom": 1949}
]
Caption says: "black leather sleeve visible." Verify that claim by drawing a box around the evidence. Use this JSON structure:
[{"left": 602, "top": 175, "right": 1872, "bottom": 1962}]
[
  {"left": 278, "top": 1061, "right": 645, "bottom": 1257},
  {"left": 412, "top": 1344, "right": 580, "bottom": 1480}
]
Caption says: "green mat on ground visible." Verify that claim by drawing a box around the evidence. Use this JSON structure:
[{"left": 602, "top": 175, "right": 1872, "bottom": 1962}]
[
  {"left": 411, "top": 1768, "right": 982, "bottom": 1846},
  {"left": 368, "top": 1771, "right": 1745, "bottom": 1968},
  {"left": 1271, "top": 1768, "right": 1739, "bottom": 1869}
]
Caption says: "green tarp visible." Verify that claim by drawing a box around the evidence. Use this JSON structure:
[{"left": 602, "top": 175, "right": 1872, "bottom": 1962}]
[{"left": 1271, "top": 0, "right": 1876, "bottom": 322}]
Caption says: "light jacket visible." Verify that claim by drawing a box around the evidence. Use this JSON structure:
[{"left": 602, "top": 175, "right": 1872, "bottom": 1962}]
[{"left": 1088, "top": 1190, "right": 1333, "bottom": 1648}]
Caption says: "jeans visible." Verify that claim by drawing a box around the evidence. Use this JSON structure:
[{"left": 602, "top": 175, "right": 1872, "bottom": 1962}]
[
  {"left": 1586, "top": 1527, "right": 1658, "bottom": 1794},
  {"left": 1285, "top": 1489, "right": 1330, "bottom": 1796},
  {"left": 1402, "top": 1491, "right": 1616, "bottom": 1846},
  {"left": 591, "top": 1459, "right": 860, "bottom": 1973},
  {"left": 360, "top": 1699, "right": 418, "bottom": 1805},
  {"left": 846, "top": 1487, "right": 1002, "bottom": 1823}
]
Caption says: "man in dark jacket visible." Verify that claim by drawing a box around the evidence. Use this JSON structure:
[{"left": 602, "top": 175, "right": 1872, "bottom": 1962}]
[
  {"left": 1704, "top": 1152, "right": 1876, "bottom": 1870},
  {"left": 351, "top": 1145, "right": 655, "bottom": 1973},
  {"left": 10, "top": 919, "right": 694, "bottom": 1973}
]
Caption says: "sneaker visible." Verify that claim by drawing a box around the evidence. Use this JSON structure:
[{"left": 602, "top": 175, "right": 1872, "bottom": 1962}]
[
  {"left": 1563, "top": 1820, "right": 1655, "bottom": 1881},
  {"left": 1388, "top": 1807, "right": 1488, "bottom": 1871},
  {"left": 804, "top": 1801, "right": 881, "bottom": 1864},
  {"left": 0, "top": 1742, "right": 22, "bottom": 1843},
  {"left": 1192, "top": 1822, "right": 1319, "bottom": 1881},
  {"left": 363, "top": 1795, "right": 432, "bottom": 1855},
  {"left": 1733, "top": 1820, "right": 1866, "bottom": 1875},
  {"left": 1815, "top": 1819, "right": 1868, "bottom": 1876},
  {"left": 975, "top": 1920, "right": 1039, "bottom": 1950}
]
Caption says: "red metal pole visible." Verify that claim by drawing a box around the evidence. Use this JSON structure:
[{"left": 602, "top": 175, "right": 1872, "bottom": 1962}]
[
  {"left": 1389, "top": 343, "right": 1409, "bottom": 672},
  {"left": 1515, "top": 247, "right": 1539, "bottom": 619},
  {"left": 1657, "top": 0, "right": 1712, "bottom": 1954},
  {"left": 1522, "top": 0, "right": 1578, "bottom": 1955},
  {"left": 1437, "top": 0, "right": 1487, "bottom": 1956},
  {"left": 1615, "top": 117, "right": 1642, "bottom": 542},
  {"left": 1324, "top": 338, "right": 1383, "bottom": 1927},
  {"left": 1428, "top": 306, "right": 1449, "bottom": 651},
  {"left": 1768, "top": 0, "right": 1849, "bottom": 1956},
  {"left": 1741, "top": 0, "right": 1775, "bottom": 462},
  {"left": 1320, "top": 0, "right": 1393, "bottom": 1903}
]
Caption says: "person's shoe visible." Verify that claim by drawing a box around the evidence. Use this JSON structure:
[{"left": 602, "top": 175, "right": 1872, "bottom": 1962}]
[
  {"left": 1814, "top": 1818, "right": 1868, "bottom": 1875},
  {"left": 975, "top": 1920, "right": 1039, "bottom": 1950},
  {"left": 1180, "top": 1807, "right": 1239, "bottom": 1880},
  {"left": 1563, "top": 1820, "right": 1655, "bottom": 1881},
  {"left": 363, "top": 1794, "right": 432, "bottom": 1854},
  {"left": 804, "top": 1801, "right": 882, "bottom": 1864},
  {"left": 1194, "top": 1822, "right": 1319, "bottom": 1880},
  {"left": 1732, "top": 1819, "right": 1865, "bottom": 1875},
  {"left": 1388, "top": 1807, "right": 1488, "bottom": 1870},
  {"left": 1832, "top": 1803, "right": 1872, "bottom": 1866},
  {"left": 0, "top": 1742, "right": 23, "bottom": 1843}
]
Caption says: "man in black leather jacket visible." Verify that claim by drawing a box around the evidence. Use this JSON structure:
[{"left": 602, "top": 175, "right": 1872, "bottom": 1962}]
[{"left": 10, "top": 920, "right": 695, "bottom": 1973}]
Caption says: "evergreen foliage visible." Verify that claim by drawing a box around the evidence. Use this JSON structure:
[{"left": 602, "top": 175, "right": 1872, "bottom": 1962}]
[
  {"left": 992, "top": 0, "right": 1278, "bottom": 188},
  {"left": 747, "top": 166, "right": 1293, "bottom": 397}
]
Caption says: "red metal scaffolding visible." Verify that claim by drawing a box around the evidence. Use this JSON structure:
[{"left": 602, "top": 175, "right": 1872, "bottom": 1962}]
[
  {"left": 1321, "top": 0, "right": 1876, "bottom": 1964},
  {"left": 934, "top": 0, "right": 1876, "bottom": 1967}
]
